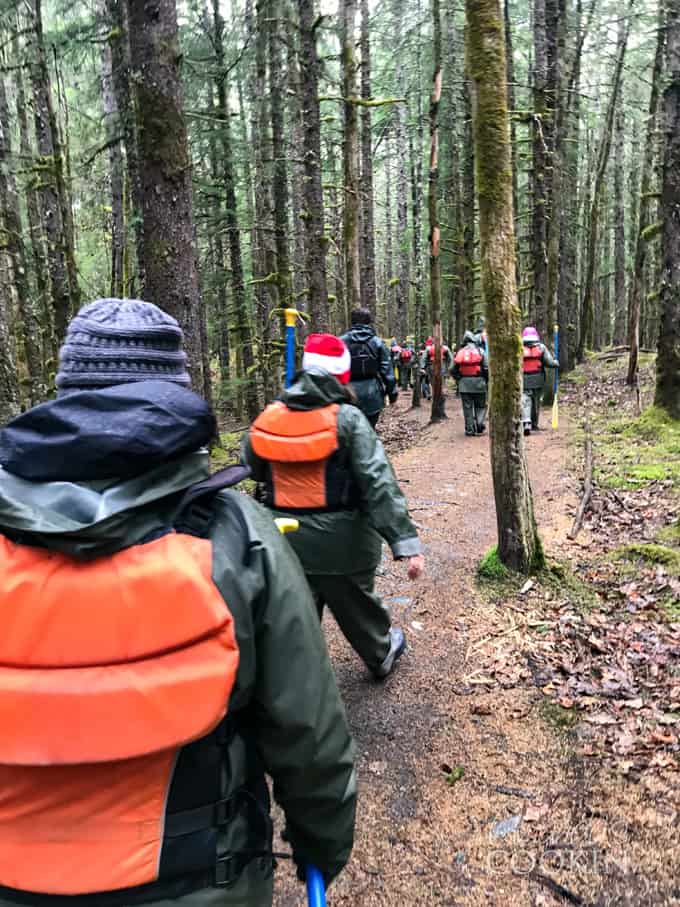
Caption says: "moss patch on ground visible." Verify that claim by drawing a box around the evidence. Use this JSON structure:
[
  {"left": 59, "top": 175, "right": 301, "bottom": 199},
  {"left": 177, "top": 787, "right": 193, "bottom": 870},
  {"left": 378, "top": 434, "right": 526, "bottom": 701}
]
[
  {"left": 594, "top": 406, "right": 680, "bottom": 490},
  {"left": 540, "top": 699, "right": 579, "bottom": 732}
]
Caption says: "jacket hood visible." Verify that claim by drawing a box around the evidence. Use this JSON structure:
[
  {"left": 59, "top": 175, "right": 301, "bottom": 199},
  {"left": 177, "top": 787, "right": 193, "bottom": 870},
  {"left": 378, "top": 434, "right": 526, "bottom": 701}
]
[
  {"left": 463, "top": 330, "right": 478, "bottom": 344},
  {"left": 280, "top": 370, "right": 354, "bottom": 410},
  {"left": 0, "top": 381, "right": 214, "bottom": 558},
  {"left": 344, "top": 324, "right": 376, "bottom": 342}
]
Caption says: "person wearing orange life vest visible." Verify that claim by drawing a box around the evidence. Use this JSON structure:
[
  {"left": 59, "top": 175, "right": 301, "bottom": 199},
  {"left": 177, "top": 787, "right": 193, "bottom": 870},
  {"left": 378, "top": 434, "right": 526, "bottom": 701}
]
[
  {"left": 451, "top": 330, "right": 489, "bottom": 436},
  {"left": 398, "top": 340, "right": 415, "bottom": 389},
  {"left": 0, "top": 300, "right": 356, "bottom": 907},
  {"left": 241, "top": 333, "right": 424, "bottom": 680},
  {"left": 419, "top": 337, "right": 454, "bottom": 388},
  {"left": 521, "top": 325, "right": 559, "bottom": 435}
]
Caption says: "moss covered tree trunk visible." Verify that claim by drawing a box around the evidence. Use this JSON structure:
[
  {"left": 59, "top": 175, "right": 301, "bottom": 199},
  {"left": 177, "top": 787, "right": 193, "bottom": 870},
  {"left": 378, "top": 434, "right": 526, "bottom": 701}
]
[
  {"left": 531, "top": 0, "right": 548, "bottom": 333},
  {"left": 612, "top": 93, "right": 627, "bottom": 345},
  {"left": 297, "top": 0, "right": 330, "bottom": 329},
  {"left": 342, "top": 0, "right": 361, "bottom": 318},
  {"left": 465, "top": 0, "right": 543, "bottom": 574},
  {"left": 359, "top": 0, "right": 377, "bottom": 317},
  {"left": 429, "top": 0, "right": 446, "bottom": 423},
  {"left": 655, "top": 0, "right": 680, "bottom": 417},
  {"left": 628, "top": 0, "right": 665, "bottom": 386},
  {"left": 127, "top": 0, "right": 207, "bottom": 396}
]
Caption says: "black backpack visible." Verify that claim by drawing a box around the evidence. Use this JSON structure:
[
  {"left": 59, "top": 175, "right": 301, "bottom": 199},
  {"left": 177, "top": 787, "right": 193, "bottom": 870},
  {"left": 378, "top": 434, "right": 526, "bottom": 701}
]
[{"left": 347, "top": 337, "right": 380, "bottom": 380}]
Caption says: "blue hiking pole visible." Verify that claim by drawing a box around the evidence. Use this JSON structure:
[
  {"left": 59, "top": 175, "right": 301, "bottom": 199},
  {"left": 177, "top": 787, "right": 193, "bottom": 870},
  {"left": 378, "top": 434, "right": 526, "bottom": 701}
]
[
  {"left": 306, "top": 865, "right": 326, "bottom": 907},
  {"left": 285, "top": 308, "right": 299, "bottom": 389},
  {"left": 552, "top": 323, "right": 559, "bottom": 429}
]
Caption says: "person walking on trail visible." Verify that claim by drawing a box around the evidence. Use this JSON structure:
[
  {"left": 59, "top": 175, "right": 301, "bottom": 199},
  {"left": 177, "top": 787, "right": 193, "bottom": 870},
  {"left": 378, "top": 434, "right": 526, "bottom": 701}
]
[
  {"left": 389, "top": 338, "right": 402, "bottom": 384},
  {"left": 242, "top": 333, "right": 425, "bottom": 681},
  {"left": 451, "top": 330, "right": 489, "bottom": 436},
  {"left": 0, "top": 299, "right": 356, "bottom": 907},
  {"left": 341, "top": 308, "right": 398, "bottom": 429},
  {"left": 420, "top": 337, "right": 453, "bottom": 390},
  {"left": 398, "top": 340, "right": 415, "bottom": 389},
  {"left": 521, "top": 325, "right": 559, "bottom": 435}
]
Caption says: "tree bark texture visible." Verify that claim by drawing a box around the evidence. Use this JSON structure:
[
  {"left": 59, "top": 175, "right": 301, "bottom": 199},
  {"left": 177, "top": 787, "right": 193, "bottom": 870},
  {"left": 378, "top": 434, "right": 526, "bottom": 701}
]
[
  {"left": 612, "top": 92, "right": 627, "bottom": 345},
  {"left": 531, "top": 0, "right": 549, "bottom": 334},
  {"left": 359, "top": 0, "right": 377, "bottom": 316},
  {"left": 466, "top": 0, "right": 543, "bottom": 574},
  {"left": 297, "top": 0, "right": 330, "bottom": 329},
  {"left": 655, "top": 0, "right": 680, "bottom": 416},
  {"left": 577, "top": 2, "right": 632, "bottom": 361},
  {"left": 429, "top": 0, "right": 446, "bottom": 423},
  {"left": 0, "top": 71, "right": 44, "bottom": 403},
  {"left": 411, "top": 1, "right": 425, "bottom": 349},
  {"left": 0, "top": 250, "right": 20, "bottom": 423},
  {"left": 107, "top": 0, "right": 145, "bottom": 295},
  {"left": 628, "top": 1, "right": 665, "bottom": 386},
  {"left": 342, "top": 0, "right": 361, "bottom": 318},
  {"left": 29, "top": 0, "right": 76, "bottom": 347}
]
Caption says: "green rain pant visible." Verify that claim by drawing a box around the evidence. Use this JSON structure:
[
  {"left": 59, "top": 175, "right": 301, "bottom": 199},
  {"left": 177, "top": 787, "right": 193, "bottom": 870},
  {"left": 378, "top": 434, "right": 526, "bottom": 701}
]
[
  {"left": 399, "top": 365, "right": 411, "bottom": 389},
  {"left": 306, "top": 570, "right": 392, "bottom": 674},
  {"left": 521, "top": 388, "right": 542, "bottom": 428},
  {"left": 461, "top": 393, "right": 487, "bottom": 435}
]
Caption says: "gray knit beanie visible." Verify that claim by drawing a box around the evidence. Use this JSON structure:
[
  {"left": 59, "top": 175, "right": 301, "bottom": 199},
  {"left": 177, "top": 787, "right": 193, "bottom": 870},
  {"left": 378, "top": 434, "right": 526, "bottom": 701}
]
[{"left": 56, "top": 298, "right": 191, "bottom": 393}]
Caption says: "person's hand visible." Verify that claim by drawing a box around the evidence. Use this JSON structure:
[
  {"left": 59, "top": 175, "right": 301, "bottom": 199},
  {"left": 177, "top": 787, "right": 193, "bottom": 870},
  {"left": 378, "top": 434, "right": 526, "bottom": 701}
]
[{"left": 407, "top": 554, "right": 425, "bottom": 580}]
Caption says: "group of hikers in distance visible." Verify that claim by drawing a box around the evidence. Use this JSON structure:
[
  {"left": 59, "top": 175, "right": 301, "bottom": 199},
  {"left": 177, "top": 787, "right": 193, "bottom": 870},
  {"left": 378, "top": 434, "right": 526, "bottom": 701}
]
[{"left": 0, "top": 295, "right": 557, "bottom": 907}]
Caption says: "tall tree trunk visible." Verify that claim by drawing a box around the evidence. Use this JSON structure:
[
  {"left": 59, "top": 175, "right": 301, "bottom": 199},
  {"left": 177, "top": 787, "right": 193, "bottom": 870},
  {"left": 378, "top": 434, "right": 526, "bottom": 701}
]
[
  {"left": 531, "top": 0, "right": 548, "bottom": 333},
  {"left": 269, "top": 0, "right": 291, "bottom": 317},
  {"left": 29, "top": 0, "right": 76, "bottom": 346},
  {"left": 384, "top": 141, "right": 395, "bottom": 334},
  {"left": 107, "top": 0, "right": 145, "bottom": 294},
  {"left": 461, "top": 79, "right": 475, "bottom": 337},
  {"left": 0, "top": 71, "right": 44, "bottom": 403},
  {"left": 655, "top": 0, "right": 680, "bottom": 416},
  {"left": 211, "top": 0, "right": 258, "bottom": 418},
  {"left": 430, "top": 0, "right": 446, "bottom": 423},
  {"left": 326, "top": 136, "right": 344, "bottom": 333},
  {"left": 612, "top": 93, "right": 627, "bottom": 345},
  {"left": 127, "top": 0, "right": 205, "bottom": 394},
  {"left": 628, "top": 1, "right": 665, "bottom": 385},
  {"left": 359, "top": 0, "right": 377, "bottom": 316},
  {"left": 577, "top": 2, "right": 632, "bottom": 361},
  {"left": 466, "top": 0, "right": 543, "bottom": 574},
  {"left": 12, "top": 24, "right": 51, "bottom": 372},
  {"left": 208, "top": 126, "right": 230, "bottom": 402},
  {"left": 297, "top": 0, "right": 330, "bottom": 329},
  {"left": 0, "top": 252, "right": 19, "bottom": 422},
  {"left": 286, "top": 12, "right": 308, "bottom": 305},
  {"left": 99, "top": 0, "right": 125, "bottom": 298},
  {"left": 411, "top": 0, "right": 425, "bottom": 349},
  {"left": 341, "top": 0, "right": 361, "bottom": 317}
]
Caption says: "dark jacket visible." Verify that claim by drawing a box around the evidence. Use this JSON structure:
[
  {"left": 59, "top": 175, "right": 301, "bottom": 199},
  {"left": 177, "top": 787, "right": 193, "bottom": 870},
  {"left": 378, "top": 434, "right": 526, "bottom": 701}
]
[
  {"left": 522, "top": 341, "right": 558, "bottom": 391},
  {"left": 241, "top": 371, "right": 421, "bottom": 575},
  {"left": 340, "top": 325, "right": 397, "bottom": 417},
  {"left": 0, "top": 381, "right": 356, "bottom": 907}
]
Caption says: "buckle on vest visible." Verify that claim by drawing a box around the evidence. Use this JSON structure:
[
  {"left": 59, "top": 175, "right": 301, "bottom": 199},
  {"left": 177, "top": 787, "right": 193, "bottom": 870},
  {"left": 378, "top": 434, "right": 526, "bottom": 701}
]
[{"left": 214, "top": 854, "right": 240, "bottom": 887}]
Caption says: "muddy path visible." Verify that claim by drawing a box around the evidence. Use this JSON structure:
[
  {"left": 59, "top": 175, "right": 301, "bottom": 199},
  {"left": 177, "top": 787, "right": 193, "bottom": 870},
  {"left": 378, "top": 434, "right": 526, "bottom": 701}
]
[{"left": 273, "top": 388, "right": 582, "bottom": 907}]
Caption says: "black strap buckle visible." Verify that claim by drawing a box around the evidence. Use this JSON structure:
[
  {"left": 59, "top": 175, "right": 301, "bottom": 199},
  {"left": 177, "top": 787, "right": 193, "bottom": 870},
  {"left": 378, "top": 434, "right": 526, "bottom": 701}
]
[{"left": 214, "top": 854, "right": 240, "bottom": 887}]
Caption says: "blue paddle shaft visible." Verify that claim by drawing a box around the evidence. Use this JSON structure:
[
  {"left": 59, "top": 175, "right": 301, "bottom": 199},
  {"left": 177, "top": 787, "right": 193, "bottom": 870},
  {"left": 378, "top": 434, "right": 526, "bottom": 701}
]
[
  {"left": 286, "top": 324, "right": 296, "bottom": 389},
  {"left": 553, "top": 326, "right": 559, "bottom": 394},
  {"left": 306, "top": 865, "right": 326, "bottom": 907}
]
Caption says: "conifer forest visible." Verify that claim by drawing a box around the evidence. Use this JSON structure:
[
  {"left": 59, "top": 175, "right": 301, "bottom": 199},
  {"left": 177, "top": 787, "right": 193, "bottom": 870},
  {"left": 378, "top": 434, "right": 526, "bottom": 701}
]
[{"left": 0, "top": 0, "right": 678, "bottom": 425}]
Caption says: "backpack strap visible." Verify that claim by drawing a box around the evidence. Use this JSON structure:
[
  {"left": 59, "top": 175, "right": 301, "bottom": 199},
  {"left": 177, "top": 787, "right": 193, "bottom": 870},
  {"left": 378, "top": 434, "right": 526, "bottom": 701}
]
[{"left": 173, "top": 465, "right": 252, "bottom": 551}]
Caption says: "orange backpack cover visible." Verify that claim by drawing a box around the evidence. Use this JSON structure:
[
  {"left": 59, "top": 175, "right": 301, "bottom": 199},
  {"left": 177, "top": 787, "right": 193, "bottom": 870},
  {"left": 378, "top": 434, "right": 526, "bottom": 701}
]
[
  {"left": 523, "top": 344, "right": 543, "bottom": 373},
  {"left": 454, "top": 346, "right": 483, "bottom": 377},
  {"left": 0, "top": 532, "right": 239, "bottom": 895}
]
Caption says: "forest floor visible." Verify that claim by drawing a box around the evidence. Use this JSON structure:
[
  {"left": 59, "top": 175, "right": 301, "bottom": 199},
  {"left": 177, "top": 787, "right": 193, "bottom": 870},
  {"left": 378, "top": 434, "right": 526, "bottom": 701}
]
[{"left": 271, "top": 354, "right": 680, "bottom": 907}]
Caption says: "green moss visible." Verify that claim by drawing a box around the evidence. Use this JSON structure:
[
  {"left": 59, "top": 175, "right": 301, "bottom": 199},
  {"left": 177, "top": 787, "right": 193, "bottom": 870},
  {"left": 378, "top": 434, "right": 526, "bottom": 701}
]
[
  {"left": 478, "top": 545, "right": 510, "bottom": 581},
  {"left": 596, "top": 406, "right": 680, "bottom": 489},
  {"left": 616, "top": 543, "right": 680, "bottom": 573},
  {"left": 444, "top": 765, "right": 465, "bottom": 786},
  {"left": 658, "top": 520, "right": 680, "bottom": 546},
  {"left": 540, "top": 699, "right": 578, "bottom": 732}
]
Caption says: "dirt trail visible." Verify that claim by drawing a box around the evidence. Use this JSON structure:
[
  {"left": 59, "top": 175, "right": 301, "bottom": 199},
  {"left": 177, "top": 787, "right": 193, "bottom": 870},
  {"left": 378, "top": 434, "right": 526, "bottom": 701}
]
[{"left": 273, "top": 390, "right": 581, "bottom": 907}]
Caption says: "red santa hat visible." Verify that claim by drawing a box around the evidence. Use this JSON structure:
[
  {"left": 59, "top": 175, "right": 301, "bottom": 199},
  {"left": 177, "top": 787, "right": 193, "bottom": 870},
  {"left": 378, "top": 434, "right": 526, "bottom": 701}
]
[{"left": 302, "top": 333, "right": 352, "bottom": 384}]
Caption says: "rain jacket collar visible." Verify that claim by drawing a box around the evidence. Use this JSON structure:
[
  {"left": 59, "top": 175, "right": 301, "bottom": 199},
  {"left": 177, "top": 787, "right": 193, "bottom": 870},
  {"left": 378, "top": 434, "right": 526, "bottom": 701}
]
[{"left": 280, "top": 370, "right": 355, "bottom": 411}]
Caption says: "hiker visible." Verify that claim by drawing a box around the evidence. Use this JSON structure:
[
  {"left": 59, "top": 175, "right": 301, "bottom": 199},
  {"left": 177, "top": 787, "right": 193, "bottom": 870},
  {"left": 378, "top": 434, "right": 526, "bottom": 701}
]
[
  {"left": 242, "top": 332, "right": 425, "bottom": 680},
  {"left": 390, "top": 338, "right": 402, "bottom": 382},
  {"left": 0, "top": 299, "right": 356, "bottom": 907},
  {"left": 451, "top": 330, "right": 489, "bottom": 436},
  {"left": 398, "top": 340, "right": 415, "bottom": 389},
  {"left": 341, "top": 308, "right": 398, "bottom": 429},
  {"left": 522, "top": 325, "right": 559, "bottom": 435},
  {"left": 420, "top": 337, "right": 453, "bottom": 391}
]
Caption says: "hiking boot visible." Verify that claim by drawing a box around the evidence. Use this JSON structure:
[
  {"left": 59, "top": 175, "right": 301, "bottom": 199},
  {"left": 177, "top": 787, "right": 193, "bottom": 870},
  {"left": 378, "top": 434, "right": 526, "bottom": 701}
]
[
  {"left": 523, "top": 422, "right": 531, "bottom": 436},
  {"left": 373, "top": 628, "right": 406, "bottom": 679}
]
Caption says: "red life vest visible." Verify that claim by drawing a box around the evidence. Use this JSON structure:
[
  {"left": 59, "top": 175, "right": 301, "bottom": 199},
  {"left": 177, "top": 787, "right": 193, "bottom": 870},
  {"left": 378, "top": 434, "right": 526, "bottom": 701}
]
[
  {"left": 454, "top": 345, "right": 483, "bottom": 377},
  {"left": 0, "top": 532, "right": 240, "bottom": 896},
  {"left": 251, "top": 402, "right": 358, "bottom": 511},
  {"left": 400, "top": 348, "right": 413, "bottom": 363},
  {"left": 523, "top": 344, "right": 543, "bottom": 374},
  {"left": 427, "top": 344, "right": 450, "bottom": 362}
]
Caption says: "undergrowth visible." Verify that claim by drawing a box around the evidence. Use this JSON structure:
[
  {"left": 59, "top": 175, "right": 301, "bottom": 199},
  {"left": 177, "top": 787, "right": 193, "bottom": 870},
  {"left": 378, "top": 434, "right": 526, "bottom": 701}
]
[{"left": 595, "top": 406, "right": 680, "bottom": 490}]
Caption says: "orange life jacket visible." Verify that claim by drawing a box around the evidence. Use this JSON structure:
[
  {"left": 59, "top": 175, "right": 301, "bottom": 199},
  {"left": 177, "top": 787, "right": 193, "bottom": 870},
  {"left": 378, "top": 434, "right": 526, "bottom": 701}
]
[
  {"left": 454, "top": 346, "right": 483, "bottom": 377},
  {"left": 251, "top": 402, "right": 359, "bottom": 512},
  {"left": 0, "top": 530, "right": 240, "bottom": 897},
  {"left": 523, "top": 344, "right": 544, "bottom": 374},
  {"left": 400, "top": 348, "right": 413, "bottom": 363},
  {"left": 427, "top": 344, "right": 450, "bottom": 362}
]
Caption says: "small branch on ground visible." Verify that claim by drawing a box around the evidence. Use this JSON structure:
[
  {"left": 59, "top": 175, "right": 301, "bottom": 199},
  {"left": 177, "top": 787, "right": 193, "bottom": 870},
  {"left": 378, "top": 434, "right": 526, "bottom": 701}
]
[
  {"left": 530, "top": 871, "right": 594, "bottom": 906},
  {"left": 569, "top": 418, "right": 594, "bottom": 540}
]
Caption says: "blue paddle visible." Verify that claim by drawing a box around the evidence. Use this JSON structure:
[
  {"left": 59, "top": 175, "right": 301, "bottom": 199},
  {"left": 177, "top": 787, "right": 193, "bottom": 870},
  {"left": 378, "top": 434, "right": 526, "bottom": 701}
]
[{"left": 306, "top": 865, "right": 326, "bottom": 907}]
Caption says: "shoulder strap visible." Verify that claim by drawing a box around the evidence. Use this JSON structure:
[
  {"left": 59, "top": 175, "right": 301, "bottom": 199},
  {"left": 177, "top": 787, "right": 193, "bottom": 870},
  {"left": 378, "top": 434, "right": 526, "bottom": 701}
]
[{"left": 174, "top": 465, "right": 252, "bottom": 543}]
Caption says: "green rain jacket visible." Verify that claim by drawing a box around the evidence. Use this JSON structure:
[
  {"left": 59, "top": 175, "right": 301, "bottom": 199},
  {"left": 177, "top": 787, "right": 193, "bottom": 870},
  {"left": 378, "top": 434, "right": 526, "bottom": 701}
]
[
  {"left": 340, "top": 325, "right": 397, "bottom": 417},
  {"left": 241, "top": 371, "right": 421, "bottom": 575},
  {"left": 0, "top": 381, "right": 355, "bottom": 907},
  {"left": 522, "top": 341, "right": 559, "bottom": 391},
  {"left": 451, "top": 332, "right": 489, "bottom": 394}
]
